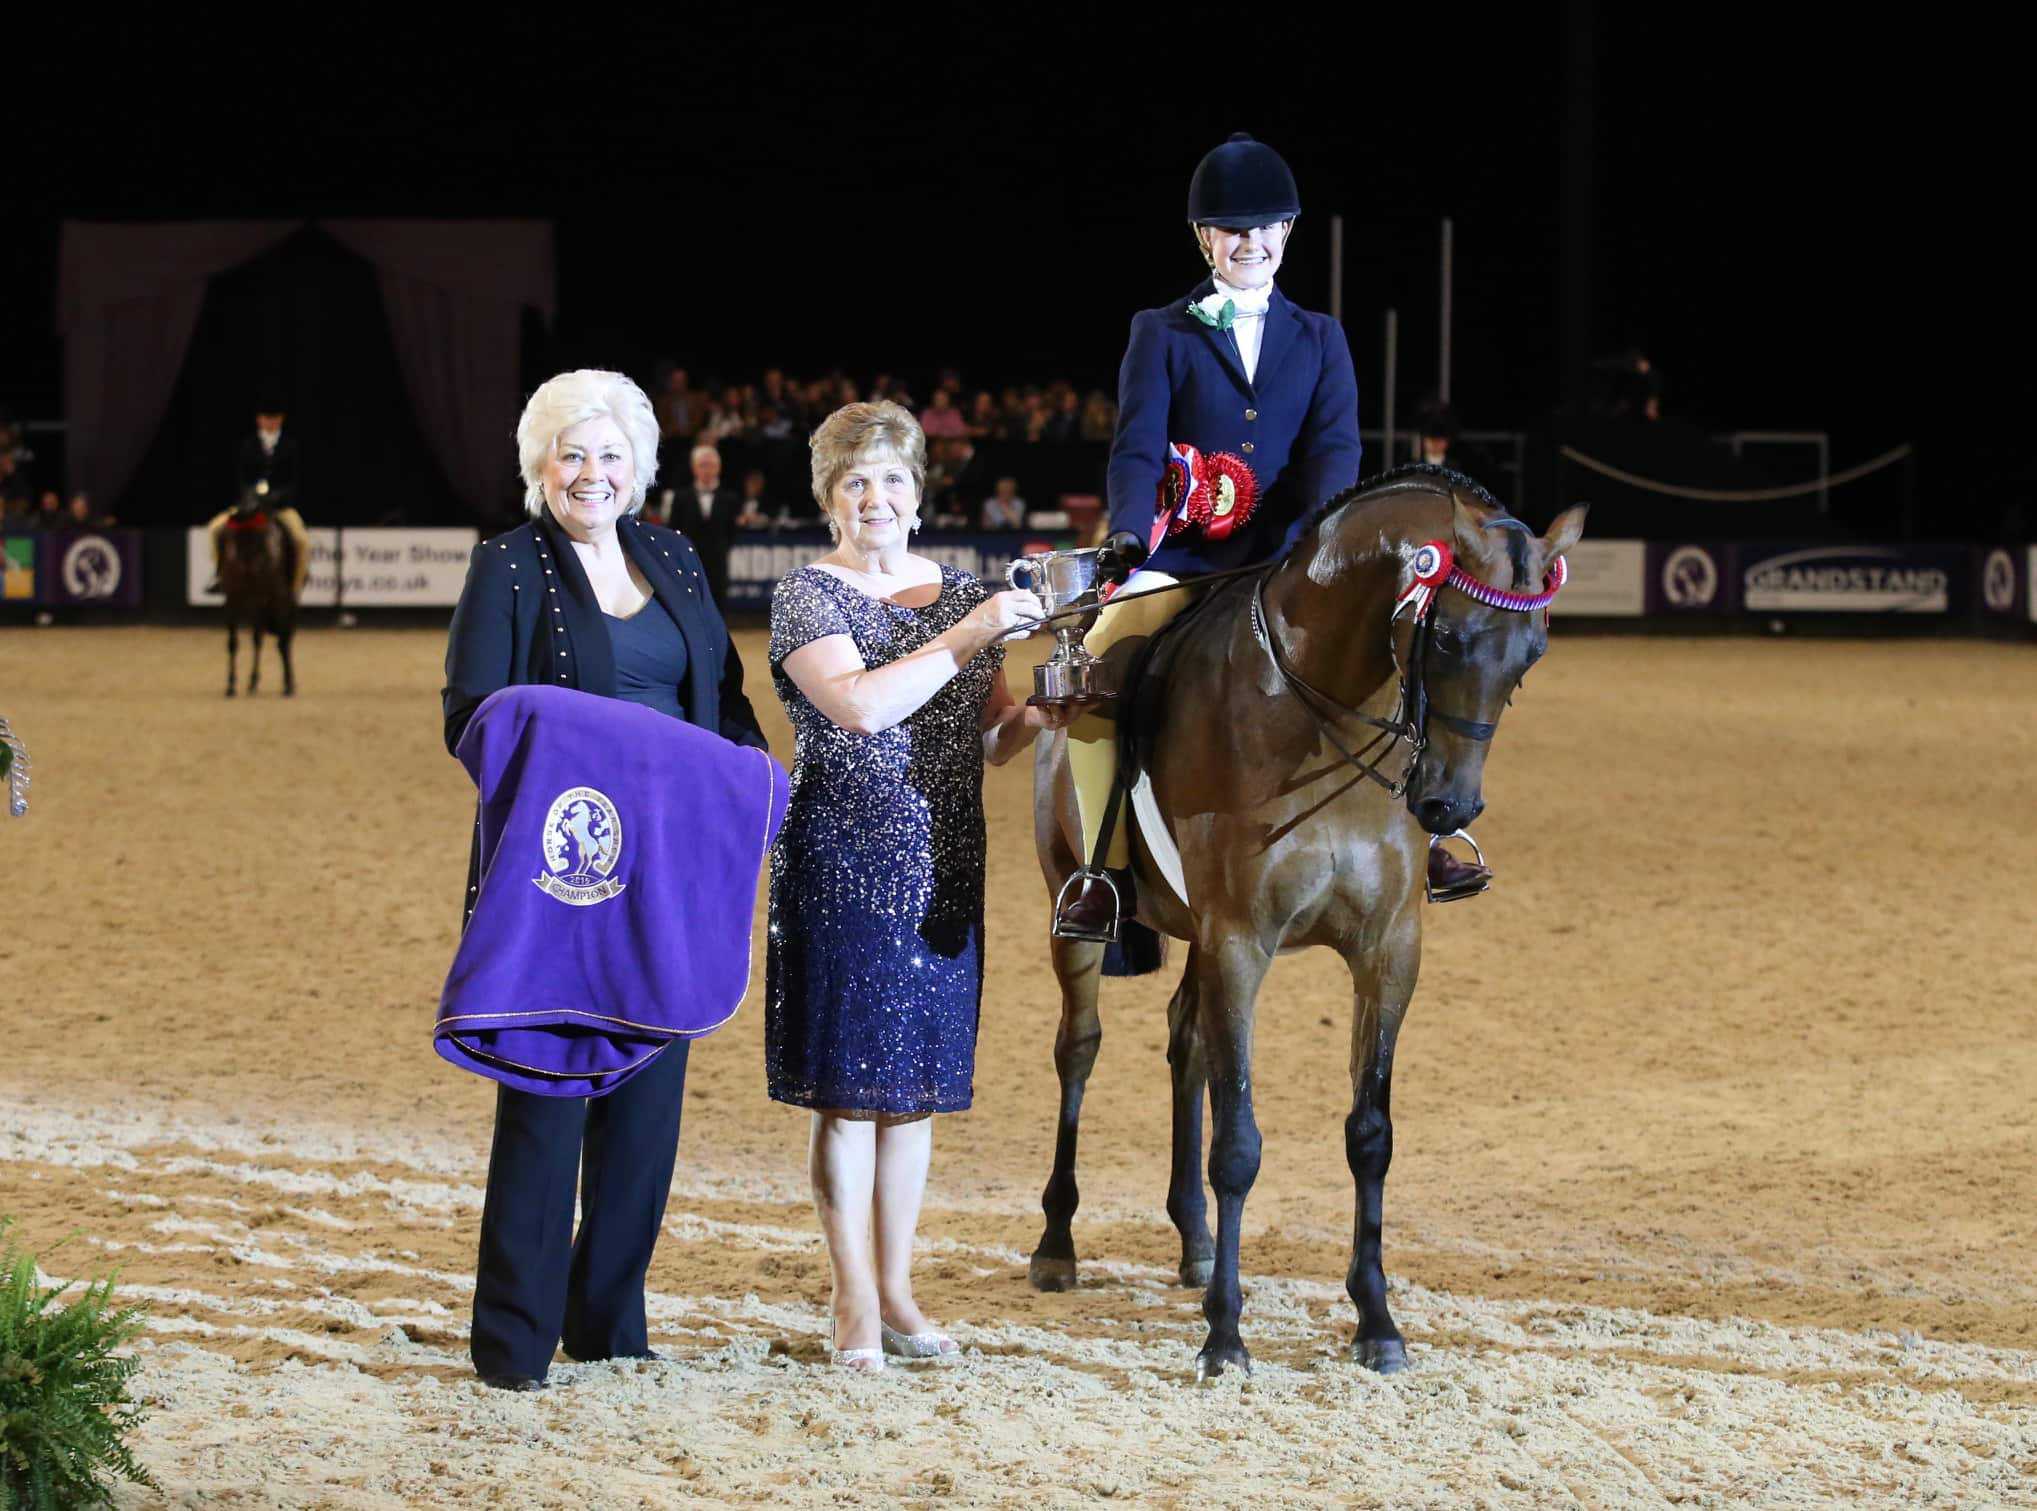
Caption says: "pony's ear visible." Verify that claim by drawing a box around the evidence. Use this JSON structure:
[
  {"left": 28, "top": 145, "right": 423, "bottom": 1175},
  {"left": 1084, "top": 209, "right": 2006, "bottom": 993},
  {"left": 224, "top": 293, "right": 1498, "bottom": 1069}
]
[
  {"left": 1449, "top": 492, "right": 1506, "bottom": 576},
  {"left": 1541, "top": 504, "right": 1588, "bottom": 561}
]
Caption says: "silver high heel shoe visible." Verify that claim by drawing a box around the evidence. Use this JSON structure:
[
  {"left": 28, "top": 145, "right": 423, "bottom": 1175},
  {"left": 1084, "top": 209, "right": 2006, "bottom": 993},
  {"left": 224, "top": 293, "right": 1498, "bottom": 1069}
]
[{"left": 880, "top": 1322, "right": 960, "bottom": 1361}]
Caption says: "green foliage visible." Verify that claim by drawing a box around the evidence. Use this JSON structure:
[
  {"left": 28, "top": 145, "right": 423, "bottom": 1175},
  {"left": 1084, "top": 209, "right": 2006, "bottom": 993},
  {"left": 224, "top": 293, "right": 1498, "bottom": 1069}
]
[{"left": 0, "top": 1222, "right": 157, "bottom": 1509}]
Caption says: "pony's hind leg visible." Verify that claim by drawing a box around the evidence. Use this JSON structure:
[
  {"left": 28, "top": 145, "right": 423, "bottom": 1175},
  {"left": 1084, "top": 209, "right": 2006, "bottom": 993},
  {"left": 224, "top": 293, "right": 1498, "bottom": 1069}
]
[
  {"left": 1342, "top": 915, "right": 1419, "bottom": 1373},
  {"left": 1028, "top": 931, "right": 1105, "bottom": 1292},
  {"left": 247, "top": 623, "right": 263, "bottom": 695},
  {"left": 279, "top": 625, "right": 296, "bottom": 697},
  {"left": 1194, "top": 936, "right": 1273, "bottom": 1381},
  {"left": 225, "top": 622, "right": 238, "bottom": 697},
  {"left": 1165, "top": 953, "right": 1214, "bottom": 1288}
]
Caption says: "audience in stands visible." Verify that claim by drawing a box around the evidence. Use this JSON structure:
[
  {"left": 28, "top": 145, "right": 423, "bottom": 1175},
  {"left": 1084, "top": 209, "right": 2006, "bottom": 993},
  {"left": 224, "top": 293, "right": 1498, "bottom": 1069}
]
[
  {"left": 636, "top": 358, "right": 1123, "bottom": 527},
  {"left": 981, "top": 477, "right": 1027, "bottom": 531}
]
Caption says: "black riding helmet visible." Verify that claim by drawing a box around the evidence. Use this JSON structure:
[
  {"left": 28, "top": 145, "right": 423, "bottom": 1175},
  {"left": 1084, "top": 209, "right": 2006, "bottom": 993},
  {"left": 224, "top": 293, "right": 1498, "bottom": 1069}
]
[{"left": 1186, "top": 132, "right": 1301, "bottom": 229}]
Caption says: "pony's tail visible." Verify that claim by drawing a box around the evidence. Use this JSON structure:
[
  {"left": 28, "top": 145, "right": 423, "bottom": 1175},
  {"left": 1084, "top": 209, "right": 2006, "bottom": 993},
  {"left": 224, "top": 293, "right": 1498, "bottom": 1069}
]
[{"left": 1103, "top": 922, "right": 1167, "bottom": 977}]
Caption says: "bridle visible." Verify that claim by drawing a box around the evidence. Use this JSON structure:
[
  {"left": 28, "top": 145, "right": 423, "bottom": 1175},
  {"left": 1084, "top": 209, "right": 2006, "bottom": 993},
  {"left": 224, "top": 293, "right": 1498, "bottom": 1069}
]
[{"left": 1250, "top": 539, "right": 1566, "bottom": 796}]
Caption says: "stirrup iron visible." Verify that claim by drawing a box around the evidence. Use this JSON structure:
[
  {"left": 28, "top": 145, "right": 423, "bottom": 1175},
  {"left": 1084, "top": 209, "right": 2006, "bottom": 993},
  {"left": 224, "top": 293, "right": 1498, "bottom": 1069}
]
[
  {"left": 1051, "top": 867, "right": 1123, "bottom": 943},
  {"left": 1425, "top": 829, "right": 1492, "bottom": 905}
]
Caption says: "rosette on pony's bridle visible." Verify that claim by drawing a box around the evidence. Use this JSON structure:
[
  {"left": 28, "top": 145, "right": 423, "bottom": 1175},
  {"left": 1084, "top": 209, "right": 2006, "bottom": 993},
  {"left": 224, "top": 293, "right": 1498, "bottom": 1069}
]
[
  {"left": 1153, "top": 442, "right": 1261, "bottom": 551},
  {"left": 1393, "top": 539, "right": 1568, "bottom": 624}
]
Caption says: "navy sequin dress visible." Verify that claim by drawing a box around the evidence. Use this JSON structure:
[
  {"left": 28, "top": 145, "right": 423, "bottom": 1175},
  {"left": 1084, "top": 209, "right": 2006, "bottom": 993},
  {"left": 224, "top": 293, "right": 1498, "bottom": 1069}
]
[{"left": 766, "top": 564, "right": 1002, "bottom": 1116}]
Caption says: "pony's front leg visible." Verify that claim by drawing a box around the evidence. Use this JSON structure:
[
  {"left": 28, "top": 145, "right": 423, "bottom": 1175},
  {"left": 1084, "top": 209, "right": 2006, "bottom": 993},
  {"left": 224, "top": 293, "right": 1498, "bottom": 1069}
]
[
  {"left": 1165, "top": 953, "right": 1213, "bottom": 1288},
  {"left": 247, "top": 624, "right": 263, "bottom": 696},
  {"left": 225, "top": 622, "right": 238, "bottom": 697},
  {"left": 1343, "top": 914, "right": 1418, "bottom": 1373},
  {"left": 1195, "top": 935, "right": 1272, "bottom": 1381},
  {"left": 1029, "top": 931, "right": 1105, "bottom": 1291},
  {"left": 279, "top": 626, "right": 296, "bottom": 697}
]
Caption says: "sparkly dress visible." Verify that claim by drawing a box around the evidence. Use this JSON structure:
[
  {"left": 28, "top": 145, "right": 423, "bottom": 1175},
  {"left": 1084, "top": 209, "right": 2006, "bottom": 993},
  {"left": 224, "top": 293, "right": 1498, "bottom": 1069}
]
[{"left": 765, "top": 564, "right": 1003, "bottom": 1116}]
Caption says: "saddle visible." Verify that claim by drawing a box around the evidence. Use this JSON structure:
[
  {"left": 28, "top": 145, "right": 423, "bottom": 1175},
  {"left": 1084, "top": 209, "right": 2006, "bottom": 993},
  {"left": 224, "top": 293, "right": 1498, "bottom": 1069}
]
[{"left": 1088, "top": 575, "right": 1251, "bottom": 912}]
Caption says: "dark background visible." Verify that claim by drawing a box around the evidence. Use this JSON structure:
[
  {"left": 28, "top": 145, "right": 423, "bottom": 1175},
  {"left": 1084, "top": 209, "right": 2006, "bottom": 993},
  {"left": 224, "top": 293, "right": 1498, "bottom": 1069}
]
[{"left": 1, "top": 9, "right": 2014, "bottom": 535}]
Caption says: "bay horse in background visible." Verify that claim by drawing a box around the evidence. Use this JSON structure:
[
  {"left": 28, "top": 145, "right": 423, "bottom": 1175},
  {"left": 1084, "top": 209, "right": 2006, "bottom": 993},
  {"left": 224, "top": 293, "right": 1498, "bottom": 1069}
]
[
  {"left": 1029, "top": 465, "right": 1586, "bottom": 1379},
  {"left": 219, "top": 487, "right": 299, "bottom": 698}
]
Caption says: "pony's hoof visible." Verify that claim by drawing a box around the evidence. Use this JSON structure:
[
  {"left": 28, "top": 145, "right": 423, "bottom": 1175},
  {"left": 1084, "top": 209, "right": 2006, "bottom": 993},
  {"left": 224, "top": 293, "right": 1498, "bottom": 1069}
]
[
  {"left": 1194, "top": 1341, "right": 1252, "bottom": 1382},
  {"left": 1351, "top": 1337, "right": 1408, "bottom": 1374},
  {"left": 1028, "top": 1254, "right": 1078, "bottom": 1292},
  {"left": 283, "top": 687, "right": 296, "bottom": 698},
  {"left": 1178, "top": 1256, "right": 1214, "bottom": 1289},
  {"left": 224, "top": 687, "right": 236, "bottom": 699}
]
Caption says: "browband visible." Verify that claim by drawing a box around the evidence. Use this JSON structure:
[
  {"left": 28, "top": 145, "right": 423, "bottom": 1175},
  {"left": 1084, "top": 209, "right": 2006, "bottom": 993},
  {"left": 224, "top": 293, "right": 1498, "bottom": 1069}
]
[{"left": 1395, "top": 540, "right": 1565, "bottom": 620}]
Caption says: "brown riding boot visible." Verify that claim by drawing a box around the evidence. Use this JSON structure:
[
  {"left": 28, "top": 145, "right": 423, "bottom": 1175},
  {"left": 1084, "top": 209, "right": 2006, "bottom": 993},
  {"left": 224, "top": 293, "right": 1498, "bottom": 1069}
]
[
  {"left": 1425, "top": 844, "right": 1492, "bottom": 904},
  {"left": 1053, "top": 868, "right": 1134, "bottom": 943}
]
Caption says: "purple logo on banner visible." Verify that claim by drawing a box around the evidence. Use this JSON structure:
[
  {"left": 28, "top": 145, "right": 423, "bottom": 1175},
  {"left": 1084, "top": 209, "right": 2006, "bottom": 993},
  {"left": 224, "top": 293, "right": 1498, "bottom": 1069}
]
[
  {"left": 1645, "top": 543, "right": 1729, "bottom": 614},
  {"left": 1980, "top": 548, "right": 2022, "bottom": 619},
  {"left": 40, "top": 530, "right": 142, "bottom": 608}
]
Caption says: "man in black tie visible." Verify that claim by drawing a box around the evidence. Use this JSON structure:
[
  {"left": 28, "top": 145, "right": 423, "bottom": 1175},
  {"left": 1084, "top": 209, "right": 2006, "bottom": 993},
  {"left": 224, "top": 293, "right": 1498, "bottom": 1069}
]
[{"left": 665, "top": 443, "right": 739, "bottom": 607}]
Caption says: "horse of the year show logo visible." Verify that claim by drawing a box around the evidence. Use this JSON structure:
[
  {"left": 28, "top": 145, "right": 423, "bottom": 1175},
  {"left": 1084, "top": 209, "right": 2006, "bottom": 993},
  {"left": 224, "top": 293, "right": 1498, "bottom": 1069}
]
[
  {"left": 534, "top": 786, "right": 628, "bottom": 905},
  {"left": 61, "top": 534, "right": 124, "bottom": 599}
]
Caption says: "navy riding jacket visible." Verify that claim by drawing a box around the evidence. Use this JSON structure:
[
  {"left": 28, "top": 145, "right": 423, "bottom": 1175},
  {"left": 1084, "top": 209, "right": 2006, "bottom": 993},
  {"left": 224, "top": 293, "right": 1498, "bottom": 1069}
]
[{"left": 1106, "top": 279, "right": 1363, "bottom": 578}]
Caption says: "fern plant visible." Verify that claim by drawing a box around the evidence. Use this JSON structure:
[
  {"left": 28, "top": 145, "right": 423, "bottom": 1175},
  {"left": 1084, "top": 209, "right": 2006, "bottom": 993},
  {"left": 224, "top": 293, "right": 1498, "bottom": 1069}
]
[{"left": 0, "top": 1222, "right": 157, "bottom": 1508}]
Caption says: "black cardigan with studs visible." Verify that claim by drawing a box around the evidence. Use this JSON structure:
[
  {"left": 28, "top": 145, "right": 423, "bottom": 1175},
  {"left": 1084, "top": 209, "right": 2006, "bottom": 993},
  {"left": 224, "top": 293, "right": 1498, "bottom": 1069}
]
[{"left": 441, "top": 510, "right": 766, "bottom": 756}]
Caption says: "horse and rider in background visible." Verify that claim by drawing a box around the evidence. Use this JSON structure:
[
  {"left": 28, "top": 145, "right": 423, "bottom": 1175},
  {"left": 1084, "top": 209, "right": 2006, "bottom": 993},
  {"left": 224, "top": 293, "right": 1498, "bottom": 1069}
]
[{"left": 216, "top": 485, "right": 308, "bottom": 697}]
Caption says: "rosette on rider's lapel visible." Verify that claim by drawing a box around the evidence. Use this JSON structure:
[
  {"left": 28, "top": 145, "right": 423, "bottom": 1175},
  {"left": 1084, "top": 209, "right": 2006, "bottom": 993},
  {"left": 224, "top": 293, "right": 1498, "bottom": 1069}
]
[{"left": 436, "top": 684, "right": 788, "bottom": 1097}]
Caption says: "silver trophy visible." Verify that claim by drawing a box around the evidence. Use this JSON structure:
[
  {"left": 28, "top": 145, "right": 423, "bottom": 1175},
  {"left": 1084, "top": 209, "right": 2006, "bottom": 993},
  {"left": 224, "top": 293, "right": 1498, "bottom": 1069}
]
[{"left": 1004, "top": 531, "right": 1148, "bottom": 707}]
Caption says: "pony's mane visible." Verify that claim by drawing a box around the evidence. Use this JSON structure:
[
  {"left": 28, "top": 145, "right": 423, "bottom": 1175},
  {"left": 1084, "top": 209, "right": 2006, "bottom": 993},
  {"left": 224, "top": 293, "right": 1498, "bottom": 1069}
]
[{"left": 1288, "top": 462, "right": 1509, "bottom": 553}]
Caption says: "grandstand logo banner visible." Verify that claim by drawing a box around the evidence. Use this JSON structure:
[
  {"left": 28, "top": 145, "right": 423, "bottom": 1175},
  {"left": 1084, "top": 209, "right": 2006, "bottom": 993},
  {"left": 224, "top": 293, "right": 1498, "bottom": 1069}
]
[{"left": 1739, "top": 544, "right": 1968, "bottom": 615}]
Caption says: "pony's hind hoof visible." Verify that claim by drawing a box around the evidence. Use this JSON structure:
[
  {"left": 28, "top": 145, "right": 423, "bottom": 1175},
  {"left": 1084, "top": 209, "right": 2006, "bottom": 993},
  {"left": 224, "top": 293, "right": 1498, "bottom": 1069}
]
[
  {"left": 1028, "top": 1254, "right": 1078, "bottom": 1292},
  {"left": 1350, "top": 1337, "right": 1408, "bottom": 1374},
  {"left": 1194, "top": 1341, "right": 1252, "bottom": 1383},
  {"left": 1178, "top": 1257, "right": 1213, "bottom": 1289}
]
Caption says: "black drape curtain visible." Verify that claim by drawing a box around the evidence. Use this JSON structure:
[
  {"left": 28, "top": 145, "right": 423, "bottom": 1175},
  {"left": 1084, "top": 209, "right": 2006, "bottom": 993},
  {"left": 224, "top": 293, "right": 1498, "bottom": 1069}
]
[{"left": 59, "top": 218, "right": 554, "bottom": 525}]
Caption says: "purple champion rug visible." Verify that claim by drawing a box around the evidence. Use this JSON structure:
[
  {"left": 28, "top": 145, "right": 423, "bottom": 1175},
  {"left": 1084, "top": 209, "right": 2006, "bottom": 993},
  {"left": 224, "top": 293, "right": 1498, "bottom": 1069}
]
[{"left": 436, "top": 685, "right": 788, "bottom": 1097}]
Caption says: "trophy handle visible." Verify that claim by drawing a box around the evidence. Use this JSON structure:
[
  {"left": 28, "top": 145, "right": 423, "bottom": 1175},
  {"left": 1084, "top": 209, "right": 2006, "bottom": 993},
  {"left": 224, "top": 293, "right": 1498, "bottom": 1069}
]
[{"left": 1005, "top": 557, "right": 1036, "bottom": 592}]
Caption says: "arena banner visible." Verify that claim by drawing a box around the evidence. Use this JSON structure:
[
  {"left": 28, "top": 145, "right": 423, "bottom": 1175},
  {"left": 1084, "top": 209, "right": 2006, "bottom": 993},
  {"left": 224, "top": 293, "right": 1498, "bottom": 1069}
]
[
  {"left": 724, "top": 529, "right": 1082, "bottom": 610},
  {"left": 37, "top": 529, "right": 143, "bottom": 608},
  {"left": 1645, "top": 542, "right": 1734, "bottom": 615},
  {"left": 186, "top": 527, "right": 478, "bottom": 607},
  {"left": 1739, "top": 542, "right": 1972, "bottom": 615},
  {"left": 1978, "top": 546, "right": 2024, "bottom": 621},
  {"left": 1, "top": 536, "right": 33, "bottom": 601},
  {"left": 1547, "top": 539, "right": 1644, "bottom": 616}
]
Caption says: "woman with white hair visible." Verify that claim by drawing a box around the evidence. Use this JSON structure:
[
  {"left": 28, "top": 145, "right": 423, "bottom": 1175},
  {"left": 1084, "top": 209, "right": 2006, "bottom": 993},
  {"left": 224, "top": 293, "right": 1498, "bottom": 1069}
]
[
  {"left": 766, "top": 400, "right": 1065, "bottom": 1370},
  {"left": 441, "top": 369, "right": 767, "bottom": 1392}
]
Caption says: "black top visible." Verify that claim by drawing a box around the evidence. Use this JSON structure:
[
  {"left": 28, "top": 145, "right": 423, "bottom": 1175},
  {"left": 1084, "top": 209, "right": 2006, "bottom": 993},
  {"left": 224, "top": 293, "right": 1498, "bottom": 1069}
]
[
  {"left": 440, "top": 511, "right": 764, "bottom": 757},
  {"left": 604, "top": 597, "right": 688, "bottom": 722}
]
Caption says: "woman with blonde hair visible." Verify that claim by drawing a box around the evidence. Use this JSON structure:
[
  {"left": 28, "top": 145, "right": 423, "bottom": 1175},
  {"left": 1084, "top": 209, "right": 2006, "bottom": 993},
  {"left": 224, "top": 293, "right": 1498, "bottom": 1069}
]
[
  {"left": 441, "top": 368, "right": 767, "bottom": 1392},
  {"left": 766, "top": 400, "right": 1065, "bottom": 1369}
]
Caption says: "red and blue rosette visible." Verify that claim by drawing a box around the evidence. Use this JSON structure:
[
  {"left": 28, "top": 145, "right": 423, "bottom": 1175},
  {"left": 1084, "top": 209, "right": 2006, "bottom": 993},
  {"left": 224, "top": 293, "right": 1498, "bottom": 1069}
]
[
  {"left": 1154, "top": 441, "right": 1204, "bottom": 550},
  {"left": 1395, "top": 539, "right": 1455, "bottom": 619}
]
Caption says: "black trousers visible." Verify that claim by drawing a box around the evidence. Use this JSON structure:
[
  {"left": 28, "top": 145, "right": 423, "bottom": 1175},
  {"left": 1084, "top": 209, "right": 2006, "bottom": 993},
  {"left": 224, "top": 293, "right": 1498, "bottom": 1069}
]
[{"left": 469, "top": 1040, "right": 691, "bottom": 1381}]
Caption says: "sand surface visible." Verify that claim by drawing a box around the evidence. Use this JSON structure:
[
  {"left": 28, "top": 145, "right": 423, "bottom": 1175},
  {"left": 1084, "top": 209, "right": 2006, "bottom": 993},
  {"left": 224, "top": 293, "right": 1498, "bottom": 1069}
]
[{"left": 3, "top": 625, "right": 2034, "bottom": 1507}]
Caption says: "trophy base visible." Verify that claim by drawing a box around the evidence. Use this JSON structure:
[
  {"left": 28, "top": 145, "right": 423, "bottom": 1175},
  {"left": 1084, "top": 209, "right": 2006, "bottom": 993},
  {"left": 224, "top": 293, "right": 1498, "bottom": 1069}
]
[{"left": 1031, "top": 658, "right": 1120, "bottom": 708}]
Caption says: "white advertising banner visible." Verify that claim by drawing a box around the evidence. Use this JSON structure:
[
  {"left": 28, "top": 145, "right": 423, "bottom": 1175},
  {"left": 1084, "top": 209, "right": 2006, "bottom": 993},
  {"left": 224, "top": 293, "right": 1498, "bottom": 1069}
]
[
  {"left": 188, "top": 527, "right": 478, "bottom": 607},
  {"left": 1547, "top": 538, "right": 1645, "bottom": 617}
]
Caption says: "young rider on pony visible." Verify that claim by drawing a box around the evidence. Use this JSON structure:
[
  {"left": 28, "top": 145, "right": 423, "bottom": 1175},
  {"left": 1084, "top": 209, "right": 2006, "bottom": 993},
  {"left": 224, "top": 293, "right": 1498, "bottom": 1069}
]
[{"left": 1056, "top": 132, "right": 1491, "bottom": 942}]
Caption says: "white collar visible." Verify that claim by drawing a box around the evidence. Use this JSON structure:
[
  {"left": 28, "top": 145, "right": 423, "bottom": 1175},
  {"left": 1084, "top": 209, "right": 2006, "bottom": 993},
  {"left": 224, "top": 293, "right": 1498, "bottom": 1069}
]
[{"left": 1211, "top": 274, "right": 1275, "bottom": 315}]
